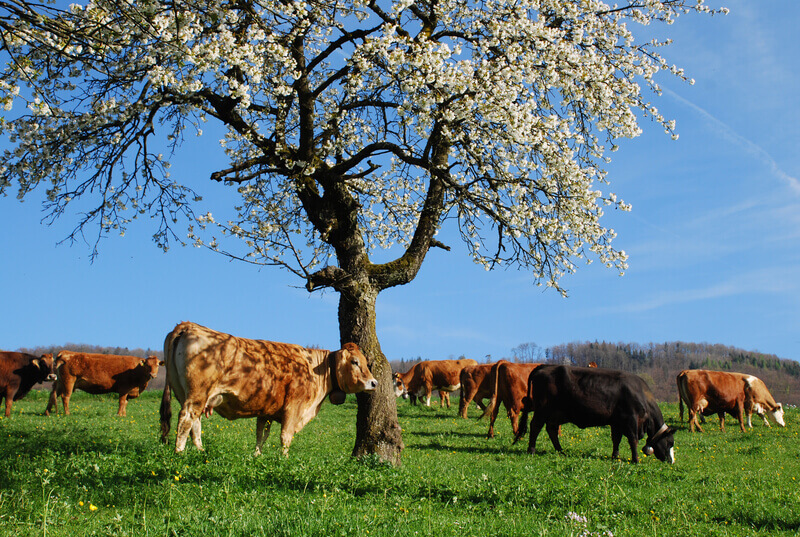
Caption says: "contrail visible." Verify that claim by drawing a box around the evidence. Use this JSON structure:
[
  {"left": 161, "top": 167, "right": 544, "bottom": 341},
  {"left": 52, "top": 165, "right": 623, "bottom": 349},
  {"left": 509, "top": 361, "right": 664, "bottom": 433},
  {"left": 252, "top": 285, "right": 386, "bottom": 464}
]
[{"left": 664, "top": 87, "right": 800, "bottom": 194}]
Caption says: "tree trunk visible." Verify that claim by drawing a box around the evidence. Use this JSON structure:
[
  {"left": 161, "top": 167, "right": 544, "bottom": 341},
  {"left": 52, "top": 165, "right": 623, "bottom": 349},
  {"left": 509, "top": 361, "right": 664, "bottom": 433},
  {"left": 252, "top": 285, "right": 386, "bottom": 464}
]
[{"left": 338, "top": 284, "right": 404, "bottom": 465}]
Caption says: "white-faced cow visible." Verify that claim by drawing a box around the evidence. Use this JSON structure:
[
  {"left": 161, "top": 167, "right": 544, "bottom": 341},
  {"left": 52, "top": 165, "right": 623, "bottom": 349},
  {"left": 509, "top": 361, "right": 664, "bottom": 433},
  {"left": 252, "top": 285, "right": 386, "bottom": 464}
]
[
  {"left": 676, "top": 370, "right": 785, "bottom": 433},
  {"left": 393, "top": 358, "right": 478, "bottom": 408},
  {"left": 45, "top": 351, "right": 163, "bottom": 416},
  {"left": 0, "top": 351, "right": 56, "bottom": 417},
  {"left": 160, "top": 321, "right": 378, "bottom": 455},
  {"left": 515, "top": 365, "right": 676, "bottom": 464}
]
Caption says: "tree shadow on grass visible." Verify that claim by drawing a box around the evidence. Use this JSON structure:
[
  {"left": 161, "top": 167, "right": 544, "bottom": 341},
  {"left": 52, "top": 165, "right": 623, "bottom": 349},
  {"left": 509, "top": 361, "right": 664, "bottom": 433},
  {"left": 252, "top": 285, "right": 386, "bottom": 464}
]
[{"left": 713, "top": 514, "right": 800, "bottom": 532}]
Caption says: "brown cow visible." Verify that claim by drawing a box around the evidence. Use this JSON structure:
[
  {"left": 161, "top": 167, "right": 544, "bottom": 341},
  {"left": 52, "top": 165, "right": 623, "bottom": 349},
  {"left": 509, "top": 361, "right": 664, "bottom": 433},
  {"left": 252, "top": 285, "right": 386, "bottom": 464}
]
[
  {"left": 45, "top": 351, "right": 162, "bottom": 417},
  {"left": 393, "top": 359, "right": 478, "bottom": 407},
  {"left": 0, "top": 351, "right": 56, "bottom": 417},
  {"left": 677, "top": 370, "right": 785, "bottom": 433},
  {"left": 458, "top": 363, "right": 494, "bottom": 418},
  {"left": 160, "top": 321, "right": 378, "bottom": 455},
  {"left": 481, "top": 361, "right": 542, "bottom": 438}
]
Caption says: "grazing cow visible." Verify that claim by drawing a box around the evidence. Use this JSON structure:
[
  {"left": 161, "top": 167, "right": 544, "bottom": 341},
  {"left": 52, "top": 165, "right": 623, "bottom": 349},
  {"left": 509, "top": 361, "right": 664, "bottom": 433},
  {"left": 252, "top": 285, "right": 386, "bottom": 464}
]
[
  {"left": 393, "top": 358, "right": 478, "bottom": 407},
  {"left": 480, "top": 361, "right": 542, "bottom": 438},
  {"left": 45, "top": 351, "right": 162, "bottom": 417},
  {"left": 516, "top": 365, "right": 675, "bottom": 464},
  {"left": 676, "top": 370, "right": 785, "bottom": 433},
  {"left": 160, "top": 321, "right": 378, "bottom": 455},
  {"left": 458, "top": 363, "right": 494, "bottom": 418},
  {"left": 0, "top": 351, "right": 56, "bottom": 417}
]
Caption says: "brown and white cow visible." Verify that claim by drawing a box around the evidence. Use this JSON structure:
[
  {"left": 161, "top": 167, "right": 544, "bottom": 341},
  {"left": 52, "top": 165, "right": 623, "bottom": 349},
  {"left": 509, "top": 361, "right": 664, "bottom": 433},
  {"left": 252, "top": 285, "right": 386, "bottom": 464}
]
[
  {"left": 0, "top": 351, "right": 56, "bottom": 417},
  {"left": 458, "top": 363, "right": 494, "bottom": 418},
  {"left": 677, "top": 369, "right": 785, "bottom": 433},
  {"left": 160, "top": 321, "right": 378, "bottom": 455},
  {"left": 480, "top": 361, "right": 542, "bottom": 438},
  {"left": 393, "top": 358, "right": 478, "bottom": 408},
  {"left": 45, "top": 351, "right": 162, "bottom": 417}
]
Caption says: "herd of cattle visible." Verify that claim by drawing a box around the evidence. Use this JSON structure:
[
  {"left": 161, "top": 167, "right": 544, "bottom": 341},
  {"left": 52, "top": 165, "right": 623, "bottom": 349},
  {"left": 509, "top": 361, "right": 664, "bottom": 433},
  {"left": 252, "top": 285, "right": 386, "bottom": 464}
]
[{"left": 0, "top": 321, "right": 788, "bottom": 464}]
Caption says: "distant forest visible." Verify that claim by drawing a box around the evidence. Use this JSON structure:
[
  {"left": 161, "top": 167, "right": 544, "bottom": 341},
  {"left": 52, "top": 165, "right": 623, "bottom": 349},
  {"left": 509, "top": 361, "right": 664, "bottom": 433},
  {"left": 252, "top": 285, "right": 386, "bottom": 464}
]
[
  {"left": 15, "top": 340, "right": 800, "bottom": 406},
  {"left": 391, "top": 341, "right": 800, "bottom": 406}
]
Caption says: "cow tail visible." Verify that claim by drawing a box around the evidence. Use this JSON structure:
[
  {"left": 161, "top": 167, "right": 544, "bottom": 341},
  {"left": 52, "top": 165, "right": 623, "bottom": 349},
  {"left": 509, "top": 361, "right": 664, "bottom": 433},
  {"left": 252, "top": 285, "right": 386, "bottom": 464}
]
[
  {"left": 160, "top": 329, "right": 179, "bottom": 444},
  {"left": 478, "top": 363, "right": 500, "bottom": 421},
  {"left": 514, "top": 406, "right": 530, "bottom": 445},
  {"left": 676, "top": 372, "right": 686, "bottom": 423}
]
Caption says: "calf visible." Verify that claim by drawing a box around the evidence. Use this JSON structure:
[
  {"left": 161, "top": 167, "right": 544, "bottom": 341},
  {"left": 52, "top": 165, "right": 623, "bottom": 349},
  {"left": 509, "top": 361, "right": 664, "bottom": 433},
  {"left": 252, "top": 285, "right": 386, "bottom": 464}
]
[
  {"left": 516, "top": 365, "right": 675, "bottom": 464},
  {"left": 45, "top": 351, "right": 162, "bottom": 416},
  {"left": 0, "top": 351, "right": 56, "bottom": 417}
]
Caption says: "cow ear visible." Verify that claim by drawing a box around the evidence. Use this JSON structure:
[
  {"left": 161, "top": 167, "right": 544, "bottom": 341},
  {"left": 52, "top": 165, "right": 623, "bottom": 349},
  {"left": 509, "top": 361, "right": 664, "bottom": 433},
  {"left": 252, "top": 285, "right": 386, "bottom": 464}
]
[
  {"left": 31, "top": 359, "right": 40, "bottom": 368},
  {"left": 643, "top": 445, "right": 654, "bottom": 455},
  {"left": 139, "top": 359, "right": 146, "bottom": 366}
]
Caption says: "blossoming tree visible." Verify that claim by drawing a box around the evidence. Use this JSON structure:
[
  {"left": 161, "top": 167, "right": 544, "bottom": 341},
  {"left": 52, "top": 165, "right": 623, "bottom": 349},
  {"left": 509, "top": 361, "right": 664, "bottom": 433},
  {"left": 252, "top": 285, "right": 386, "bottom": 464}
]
[{"left": 0, "top": 0, "right": 724, "bottom": 463}]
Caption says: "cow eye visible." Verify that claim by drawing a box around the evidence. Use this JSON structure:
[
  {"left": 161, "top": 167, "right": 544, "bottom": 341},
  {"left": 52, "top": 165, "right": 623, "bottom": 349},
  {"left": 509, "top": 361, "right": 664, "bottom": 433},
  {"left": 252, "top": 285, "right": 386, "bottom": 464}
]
[{"left": 351, "top": 359, "right": 360, "bottom": 366}]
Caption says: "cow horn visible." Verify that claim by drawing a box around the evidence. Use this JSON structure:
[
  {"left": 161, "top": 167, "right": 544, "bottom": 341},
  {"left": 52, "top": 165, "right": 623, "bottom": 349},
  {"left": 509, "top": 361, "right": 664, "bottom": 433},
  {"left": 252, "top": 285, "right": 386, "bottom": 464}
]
[{"left": 645, "top": 423, "right": 672, "bottom": 452}]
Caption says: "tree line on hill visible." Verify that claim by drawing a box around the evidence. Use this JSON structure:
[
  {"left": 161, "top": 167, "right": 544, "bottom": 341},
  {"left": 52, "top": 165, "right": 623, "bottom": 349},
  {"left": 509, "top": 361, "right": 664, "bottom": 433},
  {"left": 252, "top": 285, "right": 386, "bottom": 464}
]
[{"left": 391, "top": 341, "right": 800, "bottom": 407}]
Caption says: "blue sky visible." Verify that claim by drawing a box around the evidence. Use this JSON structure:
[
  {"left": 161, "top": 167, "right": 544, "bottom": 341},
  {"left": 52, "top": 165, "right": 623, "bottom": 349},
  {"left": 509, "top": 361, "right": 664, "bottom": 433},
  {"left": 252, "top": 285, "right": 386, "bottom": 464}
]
[{"left": 2, "top": 1, "right": 799, "bottom": 364}]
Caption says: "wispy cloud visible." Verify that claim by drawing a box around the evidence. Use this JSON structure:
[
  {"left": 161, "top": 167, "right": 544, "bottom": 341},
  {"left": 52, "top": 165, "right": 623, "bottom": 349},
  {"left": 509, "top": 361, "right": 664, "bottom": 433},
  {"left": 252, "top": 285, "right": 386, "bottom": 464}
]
[
  {"left": 664, "top": 88, "right": 800, "bottom": 194},
  {"left": 598, "top": 266, "right": 799, "bottom": 315}
]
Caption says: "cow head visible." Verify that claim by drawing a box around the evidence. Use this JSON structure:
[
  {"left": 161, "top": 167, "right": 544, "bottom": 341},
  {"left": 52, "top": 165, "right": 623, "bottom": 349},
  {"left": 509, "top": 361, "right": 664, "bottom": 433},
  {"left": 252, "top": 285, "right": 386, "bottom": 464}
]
[
  {"left": 33, "top": 353, "right": 57, "bottom": 382},
  {"left": 393, "top": 373, "right": 409, "bottom": 399},
  {"left": 139, "top": 356, "right": 162, "bottom": 379},
  {"left": 770, "top": 403, "right": 786, "bottom": 427},
  {"left": 329, "top": 343, "right": 378, "bottom": 404},
  {"left": 643, "top": 423, "right": 676, "bottom": 464}
]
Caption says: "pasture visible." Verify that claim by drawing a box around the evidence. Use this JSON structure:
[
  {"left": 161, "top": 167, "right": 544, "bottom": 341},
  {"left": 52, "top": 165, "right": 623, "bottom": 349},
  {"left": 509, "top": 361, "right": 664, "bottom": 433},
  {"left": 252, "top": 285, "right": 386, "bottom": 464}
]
[{"left": 0, "top": 390, "right": 798, "bottom": 536}]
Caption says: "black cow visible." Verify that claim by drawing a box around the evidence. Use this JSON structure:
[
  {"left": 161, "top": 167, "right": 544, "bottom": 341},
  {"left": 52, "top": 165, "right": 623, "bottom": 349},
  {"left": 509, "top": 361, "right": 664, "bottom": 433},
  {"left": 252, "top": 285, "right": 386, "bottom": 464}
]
[
  {"left": 0, "top": 351, "right": 56, "bottom": 417},
  {"left": 515, "top": 365, "right": 675, "bottom": 464}
]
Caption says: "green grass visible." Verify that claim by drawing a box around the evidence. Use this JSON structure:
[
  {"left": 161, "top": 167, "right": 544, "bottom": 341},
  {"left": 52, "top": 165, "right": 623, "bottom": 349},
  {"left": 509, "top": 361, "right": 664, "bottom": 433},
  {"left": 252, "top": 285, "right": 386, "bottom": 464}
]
[{"left": 1, "top": 391, "right": 798, "bottom": 536}]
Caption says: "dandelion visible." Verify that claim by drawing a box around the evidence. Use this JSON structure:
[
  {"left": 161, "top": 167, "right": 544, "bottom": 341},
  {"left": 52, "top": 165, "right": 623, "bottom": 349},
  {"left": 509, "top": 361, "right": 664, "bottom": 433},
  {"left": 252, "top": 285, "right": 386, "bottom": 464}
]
[{"left": 89, "top": 504, "right": 98, "bottom": 511}]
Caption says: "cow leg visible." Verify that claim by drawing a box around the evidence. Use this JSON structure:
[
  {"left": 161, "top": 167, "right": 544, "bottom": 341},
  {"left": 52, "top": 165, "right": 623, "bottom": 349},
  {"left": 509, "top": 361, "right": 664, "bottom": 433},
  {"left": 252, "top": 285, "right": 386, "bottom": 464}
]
[
  {"left": 61, "top": 378, "right": 75, "bottom": 415},
  {"left": 254, "top": 417, "right": 272, "bottom": 456},
  {"left": 424, "top": 388, "right": 432, "bottom": 407},
  {"left": 487, "top": 398, "right": 502, "bottom": 439},
  {"left": 735, "top": 402, "right": 746, "bottom": 432},
  {"left": 442, "top": 392, "right": 450, "bottom": 409},
  {"left": 688, "top": 408, "right": 704, "bottom": 433},
  {"left": 44, "top": 387, "right": 58, "bottom": 416},
  {"left": 611, "top": 427, "right": 622, "bottom": 460},
  {"left": 509, "top": 410, "right": 520, "bottom": 437},
  {"left": 117, "top": 394, "right": 128, "bottom": 417},
  {"left": 458, "top": 394, "right": 471, "bottom": 418},
  {"left": 545, "top": 423, "right": 563, "bottom": 453},
  {"left": 626, "top": 433, "right": 640, "bottom": 464},
  {"left": 175, "top": 403, "right": 204, "bottom": 452},
  {"left": 526, "top": 415, "right": 546, "bottom": 454},
  {"left": 2, "top": 389, "right": 13, "bottom": 418}
]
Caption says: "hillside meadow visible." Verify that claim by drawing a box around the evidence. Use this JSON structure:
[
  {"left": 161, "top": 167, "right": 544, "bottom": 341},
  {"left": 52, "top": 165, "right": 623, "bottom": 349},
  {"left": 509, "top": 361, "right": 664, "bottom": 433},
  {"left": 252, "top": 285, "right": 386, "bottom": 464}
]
[{"left": 0, "top": 390, "right": 798, "bottom": 536}]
